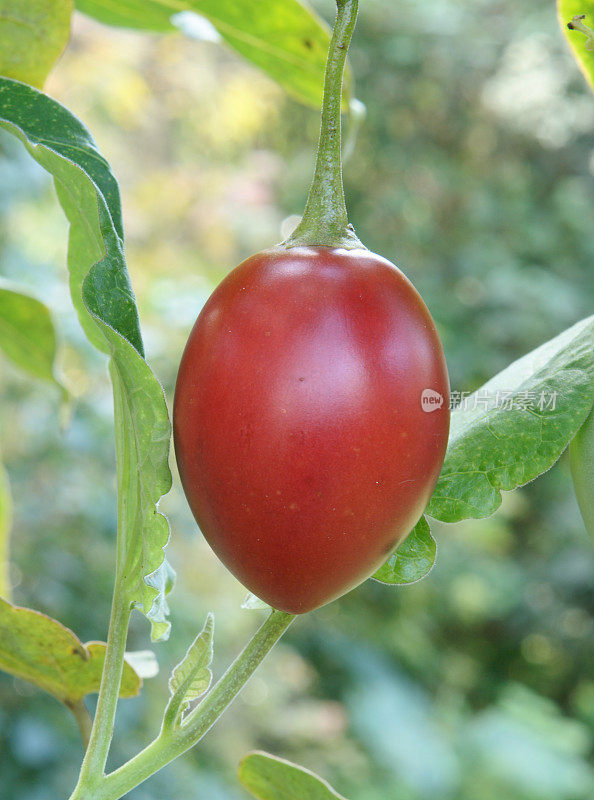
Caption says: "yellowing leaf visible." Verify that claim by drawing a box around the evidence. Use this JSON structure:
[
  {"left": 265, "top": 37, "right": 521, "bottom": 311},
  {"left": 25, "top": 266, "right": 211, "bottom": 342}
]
[
  {"left": 0, "top": 0, "right": 73, "bottom": 88},
  {"left": 0, "top": 597, "right": 141, "bottom": 703}
]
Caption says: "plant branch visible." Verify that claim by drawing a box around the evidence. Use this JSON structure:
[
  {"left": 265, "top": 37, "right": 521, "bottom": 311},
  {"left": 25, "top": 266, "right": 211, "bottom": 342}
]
[
  {"left": 75, "top": 609, "right": 295, "bottom": 800},
  {"left": 284, "top": 0, "right": 363, "bottom": 249},
  {"left": 69, "top": 365, "right": 136, "bottom": 795},
  {"left": 72, "top": 587, "right": 132, "bottom": 793}
]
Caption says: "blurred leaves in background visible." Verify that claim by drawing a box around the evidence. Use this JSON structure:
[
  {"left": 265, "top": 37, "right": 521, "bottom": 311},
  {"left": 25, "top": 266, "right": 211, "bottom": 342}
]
[
  {"left": 0, "top": 280, "right": 66, "bottom": 398},
  {"left": 238, "top": 751, "right": 348, "bottom": 799},
  {"left": 75, "top": 0, "right": 352, "bottom": 107},
  {"left": 0, "top": 0, "right": 593, "bottom": 798},
  {"left": 0, "top": 0, "right": 72, "bottom": 88}
]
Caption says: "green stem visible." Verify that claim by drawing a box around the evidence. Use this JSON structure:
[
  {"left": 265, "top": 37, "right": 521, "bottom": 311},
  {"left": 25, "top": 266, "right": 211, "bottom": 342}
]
[
  {"left": 70, "top": 364, "right": 135, "bottom": 794},
  {"left": 284, "top": 0, "right": 364, "bottom": 249},
  {"left": 73, "top": 588, "right": 132, "bottom": 792},
  {"left": 73, "top": 609, "right": 294, "bottom": 800}
]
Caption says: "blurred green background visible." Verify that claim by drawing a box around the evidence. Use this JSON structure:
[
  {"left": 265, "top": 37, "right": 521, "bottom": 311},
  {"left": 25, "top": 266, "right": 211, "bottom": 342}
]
[{"left": 1, "top": 0, "right": 594, "bottom": 797}]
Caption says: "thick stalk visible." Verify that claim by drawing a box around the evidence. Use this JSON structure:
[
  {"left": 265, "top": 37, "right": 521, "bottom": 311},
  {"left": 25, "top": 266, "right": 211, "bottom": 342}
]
[
  {"left": 284, "top": 0, "right": 364, "bottom": 249},
  {"left": 77, "top": 610, "right": 295, "bottom": 800}
]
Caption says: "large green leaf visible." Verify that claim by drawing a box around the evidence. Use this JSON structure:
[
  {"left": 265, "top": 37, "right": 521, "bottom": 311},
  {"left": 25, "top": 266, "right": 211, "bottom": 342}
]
[
  {"left": 0, "top": 461, "right": 11, "bottom": 600},
  {"left": 0, "top": 279, "right": 66, "bottom": 397},
  {"left": 0, "top": 0, "right": 72, "bottom": 88},
  {"left": 0, "top": 78, "right": 173, "bottom": 641},
  {"left": 558, "top": 2, "right": 594, "bottom": 90},
  {"left": 0, "top": 597, "right": 141, "bottom": 703},
  {"left": 239, "top": 751, "right": 348, "bottom": 800},
  {"left": 372, "top": 516, "right": 436, "bottom": 585},
  {"left": 427, "top": 316, "right": 594, "bottom": 523},
  {"left": 75, "top": 0, "right": 351, "bottom": 107}
]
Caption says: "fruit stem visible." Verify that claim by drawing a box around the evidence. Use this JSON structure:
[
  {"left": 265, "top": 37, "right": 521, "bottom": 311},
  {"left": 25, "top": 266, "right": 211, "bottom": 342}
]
[{"left": 284, "top": 0, "right": 364, "bottom": 249}]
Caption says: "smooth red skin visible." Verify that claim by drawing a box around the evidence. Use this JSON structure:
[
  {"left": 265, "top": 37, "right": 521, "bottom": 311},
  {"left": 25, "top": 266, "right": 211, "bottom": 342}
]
[{"left": 174, "top": 247, "right": 450, "bottom": 614}]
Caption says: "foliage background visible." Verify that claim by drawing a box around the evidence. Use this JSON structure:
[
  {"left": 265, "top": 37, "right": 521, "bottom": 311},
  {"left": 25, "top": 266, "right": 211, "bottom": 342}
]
[{"left": 1, "top": 0, "right": 593, "bottom": 797}]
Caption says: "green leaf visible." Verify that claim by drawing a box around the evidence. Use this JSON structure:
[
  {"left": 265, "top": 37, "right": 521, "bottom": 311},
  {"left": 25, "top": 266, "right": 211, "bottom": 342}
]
[
  {"left": 165, "top": 613, "right": 214, "bottom": 728},
  {"left": 427, "top": 316, "right": 594, "bottom": 523},
  {"left": 0, "top": 77, "right": 174, "bottom": 641},
  {"left": 558, "top": 2, "right": 594, "bottom": 90},
  {"left": 372, "top": 516, "right": 436, "bottom": 585},
  {"left": 0, "top": 0, "right": 72, "bottom": 88},
  {"left": 0, "top": 460, "right": 11, "bottom": 600},
  {"left": 75, "top": 0, "right": 352, "bottom": 108},
  {"left": 0, "top": 279, "right": 66, "bottom": 397},
  {"left": 239, "top": 751, "right": 348, "bottom": 800},
  {"left": 570, "top": 405, "right": 594, "bottom": 539},
  {"left": 0, "top": 597, "right": 141, "bottom": 703}
]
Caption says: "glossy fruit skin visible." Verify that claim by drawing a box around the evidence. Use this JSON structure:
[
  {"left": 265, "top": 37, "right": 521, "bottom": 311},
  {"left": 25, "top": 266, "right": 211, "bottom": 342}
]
[{"left": 174, "top": 246, "right": 450, "bottom": 614}]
